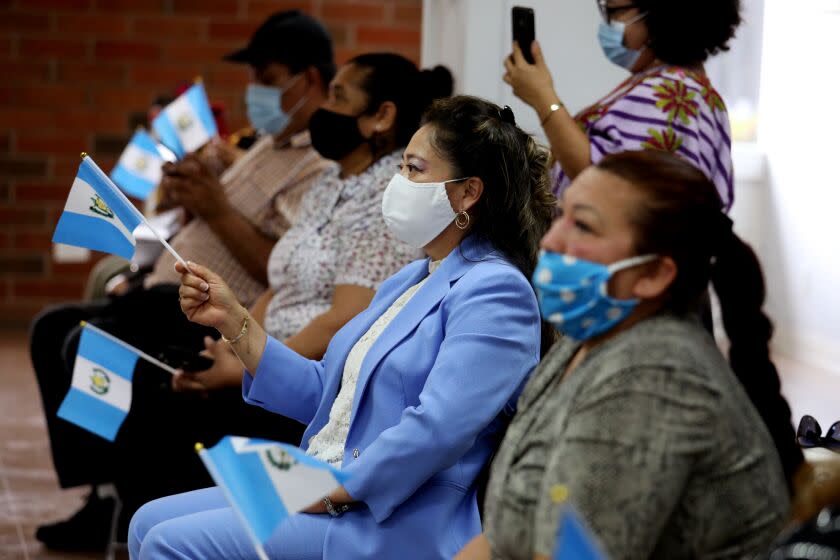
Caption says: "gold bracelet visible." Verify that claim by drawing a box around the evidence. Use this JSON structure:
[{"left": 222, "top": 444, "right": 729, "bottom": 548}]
[
  {"left": 540, "top": 101, "right": 564, "bottom": 126},
  {"left": 221, "top": 311, "right": 248, "bottom": 345}
]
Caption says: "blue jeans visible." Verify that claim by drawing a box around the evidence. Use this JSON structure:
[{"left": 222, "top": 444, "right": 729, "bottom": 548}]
[{"left": 129, "top": 486, "right": 328, "bottom": 559}]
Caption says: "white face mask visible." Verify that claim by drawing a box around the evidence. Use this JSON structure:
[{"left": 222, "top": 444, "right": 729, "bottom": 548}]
[{"left": 381, "top": 173, "right": 469, "bottom": 249}]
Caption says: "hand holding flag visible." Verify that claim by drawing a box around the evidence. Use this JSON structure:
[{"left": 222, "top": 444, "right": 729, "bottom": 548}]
[
  {"left": 175, "top": 260, "right": 242, "bottom": 332},
  {"left": 197, "top": 436, "right": 351, "bottom": 560}
]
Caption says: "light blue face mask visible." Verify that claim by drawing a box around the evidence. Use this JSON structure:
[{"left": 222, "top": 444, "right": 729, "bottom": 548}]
[
  {"left": 532, "top": 251, "right": 657, "bottom": 341},
  {"left": 245, "top": 77, "right": 305, "bottom": 135},
  {"left": 597, "top": 12, "right": 648, "bottom": 70}
]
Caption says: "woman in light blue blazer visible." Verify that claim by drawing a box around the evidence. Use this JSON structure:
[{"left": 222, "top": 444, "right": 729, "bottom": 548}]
[{"left": 129, "top": 96, "right": 557, "bottom": 560}]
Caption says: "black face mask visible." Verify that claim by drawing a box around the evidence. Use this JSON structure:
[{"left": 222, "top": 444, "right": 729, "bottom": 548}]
[{"left": 308, "top": 107, "right": 367, "bottom": 161}]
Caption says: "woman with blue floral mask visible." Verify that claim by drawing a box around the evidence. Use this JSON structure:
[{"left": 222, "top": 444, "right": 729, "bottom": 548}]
[
  {"left": 503, "top": 0, "right": 740, "bottom": 210},
  {"left": 457, "top": 150, "right": 801, "bottom": 560}
]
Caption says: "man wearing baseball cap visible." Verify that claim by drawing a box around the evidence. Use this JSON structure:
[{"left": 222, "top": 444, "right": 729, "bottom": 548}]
[{"left": 32, "top": 11, "right": 335, "bottom": 552}]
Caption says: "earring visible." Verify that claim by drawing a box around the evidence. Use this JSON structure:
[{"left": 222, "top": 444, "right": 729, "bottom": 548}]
[{"left": 455, "top": 211, "right": 470, "bottom": 230}]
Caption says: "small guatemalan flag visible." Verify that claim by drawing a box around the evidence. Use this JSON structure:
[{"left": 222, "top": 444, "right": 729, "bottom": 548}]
[
  {"left": 53, "top": 155, "right": 142, "bottom": 260},
  {"left": 198, "top": 436, "right": 351, "bottom": 552},
  {"left": 57, "top": 323, "right": 139, "bottom": 441},
  {"left": 550, "top": 485, "right": 608, "bottom": 559},
  {"left": 152, "top": 81, "right": 217, "bottom": 159},
  {"left": 110, "top": 129, "right": 166, "bottom": 200}
]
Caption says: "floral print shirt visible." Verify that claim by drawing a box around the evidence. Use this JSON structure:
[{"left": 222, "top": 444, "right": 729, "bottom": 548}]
[
  {"left": 553, "top": 66, "right": 734, "bottom": 209},
  {"left": 263, "top": 150, "right": 421, "bottom": 341}
]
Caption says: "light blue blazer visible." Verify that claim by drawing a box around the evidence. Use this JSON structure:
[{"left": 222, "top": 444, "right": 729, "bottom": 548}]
[{"left": 242, "top": 236, "right": 542, "bottom": 559}]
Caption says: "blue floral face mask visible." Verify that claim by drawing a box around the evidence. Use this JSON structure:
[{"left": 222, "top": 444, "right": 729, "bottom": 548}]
[
  {"left": 533, "top": 251, "right": 657, "bottom": 341},
  {"left": 245, "top": 77, "right": 305, "bottom": 135},
  {"left": 597, "top": 12, "right": 647, "bottom": 70}
]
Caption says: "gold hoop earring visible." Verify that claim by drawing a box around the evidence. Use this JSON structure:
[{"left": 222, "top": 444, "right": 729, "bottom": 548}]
[{"left": 455, "top": 211, "right": 470, "bottom": 230}]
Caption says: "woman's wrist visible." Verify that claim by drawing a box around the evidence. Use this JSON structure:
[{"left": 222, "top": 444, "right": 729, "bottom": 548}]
[
  {"left": 535, "top": 90, "right": 564, "bottom": 123},
  {"left": 220, "top": 306, "right": 249, "bottom": 342}
]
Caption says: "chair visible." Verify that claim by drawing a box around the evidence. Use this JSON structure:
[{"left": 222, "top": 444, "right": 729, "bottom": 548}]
[{"left": 103, "top": 489, "right": 127, "bottom": 560}]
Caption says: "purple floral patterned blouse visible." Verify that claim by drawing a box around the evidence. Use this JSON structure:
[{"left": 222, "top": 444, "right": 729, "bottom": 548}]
[{"left": 553, "top": 66, "right": 734, "bottom": 209}]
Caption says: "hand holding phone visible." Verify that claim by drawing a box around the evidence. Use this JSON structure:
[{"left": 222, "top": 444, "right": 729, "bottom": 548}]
[
  {"left": 512, "top": 6, "right": 536, "bottom": 64},
  {"left": 503, "top": 6, "right": 559, "bottom": 118}
]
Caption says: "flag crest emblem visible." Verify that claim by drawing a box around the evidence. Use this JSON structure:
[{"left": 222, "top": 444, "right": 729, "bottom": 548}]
[
  {"left": 176, "top": 113, "right": 194, "bottom": 131},
  {"left": 89, "top": 368, "right": 110, "bottom": 395},
  {"left": 266, "top": 449, "right": 296, "bottom": 471},
  {"left": 89, "top": 195, "right": 114, "bottom": 219}
]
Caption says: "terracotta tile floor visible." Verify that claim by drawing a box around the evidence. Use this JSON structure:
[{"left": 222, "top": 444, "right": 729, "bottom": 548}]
[
  {"left": 0, "top": 331, "right": 127, "bottom": 560},
  {"left": 0, "top": 329, "right": 838, "bottom": 559}
]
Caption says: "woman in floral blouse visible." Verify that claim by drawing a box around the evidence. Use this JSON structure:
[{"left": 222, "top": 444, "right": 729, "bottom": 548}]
[{"left": 504, "top": 0, "right": 740, "bottom": 208}]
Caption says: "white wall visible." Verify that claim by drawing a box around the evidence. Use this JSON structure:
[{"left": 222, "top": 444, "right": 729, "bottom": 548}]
[
  {"left": 741, "top": 0, "right": 840, "bottom": 373},
  {"left": 421, "top": 0, "right": 624, "bottom": 136},
  {"left": 422, "top": 0, "right": 840, "bottom": 374}
]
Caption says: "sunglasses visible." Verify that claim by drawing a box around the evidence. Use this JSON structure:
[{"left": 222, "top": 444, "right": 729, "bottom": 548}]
[
  {"left": 596, "top": 0, "right": 639, "bottom": 24},
  {"left": 797, "top": 415, "right": 840, "bottom": 453}
]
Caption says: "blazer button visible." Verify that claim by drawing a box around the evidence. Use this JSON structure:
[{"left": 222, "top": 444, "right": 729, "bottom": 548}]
[{"left": 353, "top": 448, "right": 360, "bottom": 459}]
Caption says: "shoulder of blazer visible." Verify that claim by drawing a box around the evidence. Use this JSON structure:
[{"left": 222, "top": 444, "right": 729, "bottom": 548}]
[
  {"left": 440, "top": 236, "right": 511, "bottom": 282},
  {"left": 448, "top": 255, "right": 533, "bottom": 297}
]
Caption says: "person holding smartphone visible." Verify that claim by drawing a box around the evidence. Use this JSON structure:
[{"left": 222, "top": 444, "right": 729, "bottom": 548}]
[{"left": 504, "top": 0, "right": 740, "bottom": 209}]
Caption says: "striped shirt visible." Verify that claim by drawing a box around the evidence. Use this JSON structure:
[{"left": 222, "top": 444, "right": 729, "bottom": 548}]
[
  {"left": 145, "top": 133, "right": 329, "bottom": 307},
  {"left": 553, "top": 66, "right": 734, "bottom": 209}
]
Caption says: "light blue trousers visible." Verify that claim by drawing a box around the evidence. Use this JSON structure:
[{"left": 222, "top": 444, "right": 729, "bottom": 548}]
[{"left": 128, "top": 486, "right": 329, "bottom": 560}]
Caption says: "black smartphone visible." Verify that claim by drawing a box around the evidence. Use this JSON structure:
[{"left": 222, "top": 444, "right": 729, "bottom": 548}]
[
  {"left": 158, "top": 345, "right": 214, "bottom": 373},
  {"left": 512, "top": 6, "right": 536, "bottom": 64}
]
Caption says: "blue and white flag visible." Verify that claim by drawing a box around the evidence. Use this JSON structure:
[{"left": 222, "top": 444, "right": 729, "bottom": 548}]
[
  {"left": 53, "top": 156, "right": 143, "bottom": 260},
  {"left": 554, "top": 505, "right": 608, "bottom": 560},
  {"left": 152, "top": 82, "right": 217, "bottom": 159},
  {"left": 200, "top": 436, "right": 351, "bottom": 546},
  {"left": 57, "top": 324, "right": 139, "bottom": 441},
  {"left": 110, "top": 129, "right": 165, "bottom": 200}
]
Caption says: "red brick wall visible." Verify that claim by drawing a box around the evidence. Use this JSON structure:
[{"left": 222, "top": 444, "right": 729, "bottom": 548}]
[{"left": 0, "top": 0, "right": 423, "bottom": 327}]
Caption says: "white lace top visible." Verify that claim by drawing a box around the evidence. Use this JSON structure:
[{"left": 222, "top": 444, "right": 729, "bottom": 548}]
[{"left": 306, "top": 259, "right": 441, "bottom": 465}]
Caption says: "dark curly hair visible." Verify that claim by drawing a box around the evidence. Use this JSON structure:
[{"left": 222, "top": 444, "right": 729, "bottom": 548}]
[
  {"left": 636, "top": 0, "right": 742, "bottom": 66},
  {"left": 421, "top": 96, "right": 558, "bottom": 355}
]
